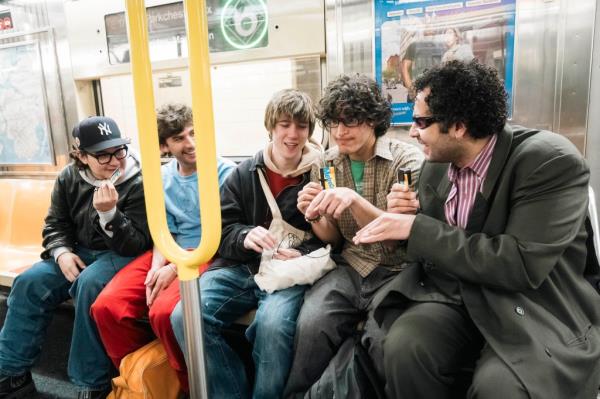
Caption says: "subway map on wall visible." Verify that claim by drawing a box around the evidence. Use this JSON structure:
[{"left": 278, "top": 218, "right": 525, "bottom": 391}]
[{"left": 0, "top": 41, "right": 53, "bottom": 164}]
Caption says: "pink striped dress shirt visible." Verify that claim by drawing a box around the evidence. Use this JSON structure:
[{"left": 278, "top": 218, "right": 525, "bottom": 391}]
[{"left": 444, "top": 134, "right": 498, "bottom": 228}]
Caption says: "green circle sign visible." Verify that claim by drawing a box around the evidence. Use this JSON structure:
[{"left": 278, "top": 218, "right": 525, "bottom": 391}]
[{"left": 220, "top": 0, "right": 268, "bottom": 50}]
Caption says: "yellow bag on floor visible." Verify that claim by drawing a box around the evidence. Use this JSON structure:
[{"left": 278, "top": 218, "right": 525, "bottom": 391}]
[{"left": 107, "top": 339, "right": 181, "bottom": 399}]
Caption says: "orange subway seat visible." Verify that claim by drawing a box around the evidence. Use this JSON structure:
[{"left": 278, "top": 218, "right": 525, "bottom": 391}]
[{"left": 0, "top": 179, "right": 53, "bottom": 287}]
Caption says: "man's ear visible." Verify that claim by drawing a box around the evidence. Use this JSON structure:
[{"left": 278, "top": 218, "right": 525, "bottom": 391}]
[
  {"left": 453, "top": 121, "right": 468, "bottom": 140},
  {"left": 78, "top": 151, "right": 89, "bottom": 166},
  {"left": 159, "top": 143, "right": 169, "bottom": 155}
]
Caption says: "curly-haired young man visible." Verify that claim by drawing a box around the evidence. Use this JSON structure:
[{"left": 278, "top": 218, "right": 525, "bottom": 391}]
[
  {"left": 284, "top": 74, "right": 424, "bottom": 397},
  {"left": 354, "top": 61, "right": 600, "bottom": 398}
]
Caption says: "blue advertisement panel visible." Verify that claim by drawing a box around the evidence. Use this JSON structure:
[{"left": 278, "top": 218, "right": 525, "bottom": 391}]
[{"left": 374, "top": 0, "right": 516, "bottom": 125}]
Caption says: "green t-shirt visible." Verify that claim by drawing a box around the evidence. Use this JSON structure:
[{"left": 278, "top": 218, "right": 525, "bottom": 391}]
[{"left": 350, "top": 160, "right": 365, "bottom": 196}]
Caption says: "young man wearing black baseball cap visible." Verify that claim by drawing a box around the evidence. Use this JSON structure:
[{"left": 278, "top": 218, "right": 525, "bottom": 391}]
[{"left": 0, "top": 116, "right": 152, "bottom": 399}]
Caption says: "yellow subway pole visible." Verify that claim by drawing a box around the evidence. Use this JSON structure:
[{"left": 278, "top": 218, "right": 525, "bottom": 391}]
[{"left": 125, "top": 0, "right": 219, "bottom": 397}]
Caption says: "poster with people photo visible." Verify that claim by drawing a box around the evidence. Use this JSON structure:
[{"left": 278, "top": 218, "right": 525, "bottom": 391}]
[{"left": 375, "top": 0, "right": 516, "bottom": 125}]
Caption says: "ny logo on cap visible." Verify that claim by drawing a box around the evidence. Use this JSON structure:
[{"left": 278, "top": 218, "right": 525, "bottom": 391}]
[{"left": 98, "top": 122, "right": 113, "bottom": 136}]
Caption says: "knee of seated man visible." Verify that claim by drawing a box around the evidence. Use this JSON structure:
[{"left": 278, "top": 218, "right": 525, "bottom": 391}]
[
  {"left": 11, "top": 268, "right": 43, "bottom": 297},
  {"left": 383, "top": 318, "right": 442, "bottom": 367},
  {"left": 468, "top": 356, "right": 525, "bottom": 399},
  {"left": 89, "top": 292, "right": 114, "bottom": 322},
  {"left": 8, "top": 273, "right": 46, "bottom": 310},
  {"left": 73, "top": 267, "right": 102, "bottom": 289},
  {"left": 70, "top": 268, "right": 107, "bottom": 302},
  {"left": 254, "top": 311, "right": 297, "bottom": 340}
]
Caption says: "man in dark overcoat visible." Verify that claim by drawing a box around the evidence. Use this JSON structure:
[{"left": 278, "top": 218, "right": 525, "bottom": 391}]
[{"left": 353, "top": 60, "right": 600, "bottom": 399}]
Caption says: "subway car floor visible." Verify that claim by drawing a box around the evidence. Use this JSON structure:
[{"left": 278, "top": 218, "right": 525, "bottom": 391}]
[{"left": 0, "top": 291, "right": 77, "bottom": 399}]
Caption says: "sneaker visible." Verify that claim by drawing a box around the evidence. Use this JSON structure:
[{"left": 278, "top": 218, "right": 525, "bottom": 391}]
[
  {"left": 0, "top": 372, "right": 36, "bottom": 399},
  {"left": 77, "top": 387, "right": 112, "bottom": 399}
]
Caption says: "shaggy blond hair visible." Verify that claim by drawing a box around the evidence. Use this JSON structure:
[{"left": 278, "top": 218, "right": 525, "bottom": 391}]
[{"left": 264, "top": 89, "right": 316, "bottom": 138}]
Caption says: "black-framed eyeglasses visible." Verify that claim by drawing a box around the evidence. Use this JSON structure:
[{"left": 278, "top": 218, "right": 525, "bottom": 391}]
[
  {"left": 412, "top": 116, "right": 440, "bottom": 130},
  {"left": 326, "top": 117, "right": 361, "bottom": 129},
  {"left": 87, "top": 146, "right": 128, "bottom": 165}
]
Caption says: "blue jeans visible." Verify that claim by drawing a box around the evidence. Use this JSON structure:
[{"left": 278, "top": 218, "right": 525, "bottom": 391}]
[
  {"left": 171, "top": 265, "right": 307, "bottom": 399},
  {"left": 0, "top": 247, "right": 133, "bottom": 390}
]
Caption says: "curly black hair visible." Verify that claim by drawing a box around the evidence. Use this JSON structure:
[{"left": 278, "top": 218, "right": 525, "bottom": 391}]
[
  {"left": 413, "top": 61, "right": 508, "bottom": 138},
  {"left": 318, "top": 74, "right": 392, "bottom": 137}
]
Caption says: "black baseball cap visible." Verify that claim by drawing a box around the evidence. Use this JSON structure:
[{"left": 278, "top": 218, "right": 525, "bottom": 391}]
[{"left": 72, "top": 116, "right": 131, "bottom": 153}]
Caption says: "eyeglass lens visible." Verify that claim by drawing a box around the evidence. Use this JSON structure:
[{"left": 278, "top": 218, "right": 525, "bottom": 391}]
[{"left": 94, "top": 146, "right": 128, "bottom": 164}]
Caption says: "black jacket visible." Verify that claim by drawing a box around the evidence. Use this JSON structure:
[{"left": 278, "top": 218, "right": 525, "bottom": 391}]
[
  {"left": 213, "top": 150, "right": 322, "bottom": 272},
  {"left": 41, "top": 163, "right": 151, "bottom": 259}
]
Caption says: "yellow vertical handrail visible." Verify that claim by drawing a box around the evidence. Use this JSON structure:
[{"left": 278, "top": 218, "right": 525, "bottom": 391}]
[{"left": 125, "top": 0, "right": 221, "bottom": 281}]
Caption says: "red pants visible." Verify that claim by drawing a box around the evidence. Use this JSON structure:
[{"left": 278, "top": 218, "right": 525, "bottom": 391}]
[{"left": 90, "top": 250, "right": 189, "bottom": 392}]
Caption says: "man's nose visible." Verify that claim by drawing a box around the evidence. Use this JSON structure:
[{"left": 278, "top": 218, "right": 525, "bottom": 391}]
[
  {"left": 290, "top": 126, "right": 302, "bottom": 137},
  {"left": 337, "top": 123, "right": 349, "bottom": 135},
  {"left": 184, "top": 135, "right": 195, "bottom": 146},
  {"left": 409, "top": 124, "right": 419, "bottom": 138}
]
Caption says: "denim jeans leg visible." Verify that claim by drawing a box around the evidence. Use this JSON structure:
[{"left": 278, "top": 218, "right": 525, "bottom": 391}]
[
  {"left": 172, "top": 266, "right": 257, "bottom": 399},
  {"left": 247, "top": 284, "right": 307, "bottom": 399},
  {"left": 0, "top": 259, "right": 71, "bottom": 375},
  {"left": 170, "top": 301, "right": 185, "bottom": 360},
  {"left": 67, "top": 248, "right": 134, "bottom": 390}
]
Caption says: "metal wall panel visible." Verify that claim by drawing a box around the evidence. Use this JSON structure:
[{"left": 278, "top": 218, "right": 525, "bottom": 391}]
[
  {"left": 510, "top": 0, "right": 560, "bottom": 133},
  {"left": 554, "top": 0, "right": 595, "bottom": 152},
  {"left": 586, "top": 2, "right": 600, "bottom": 207},
  {"left": 325, "top": 0, "right": 372, "bottom": 79}
]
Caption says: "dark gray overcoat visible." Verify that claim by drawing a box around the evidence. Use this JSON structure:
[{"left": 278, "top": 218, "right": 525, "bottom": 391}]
[{"left": 374, "top": 125, "right": 600, "bottom": 398}]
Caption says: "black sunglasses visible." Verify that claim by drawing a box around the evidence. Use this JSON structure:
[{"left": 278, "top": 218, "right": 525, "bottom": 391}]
[
  {"left": 412, "top": 116, "right": 440, "bottom": 129},
  {"left": 87, "top": 146, "right": 128, "bottom": 165}
]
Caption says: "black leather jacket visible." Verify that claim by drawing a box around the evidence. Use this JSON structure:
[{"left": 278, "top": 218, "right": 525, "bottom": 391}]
[
  {"left": 41, "top": 162, "right": 151, "bottom": 259},
  {"left": 212, "top": 150, "right": 322, "bottom": 272}
]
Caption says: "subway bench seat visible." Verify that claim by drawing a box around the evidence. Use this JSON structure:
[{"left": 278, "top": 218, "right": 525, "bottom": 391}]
[{"left": 0, "top": 179, "right": 54, "bottom": 287}]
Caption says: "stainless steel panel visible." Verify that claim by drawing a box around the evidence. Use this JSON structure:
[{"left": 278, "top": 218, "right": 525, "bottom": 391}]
[
  {"left": 510, "top": 0, "right": 560, "bottom": 132},
  {"left": 326, "top": 0, "right": 373, "bottom": 81},
  {"left": 586, "top": 0, "right": 600, "bottom": 206},
  {"left": 341, "top": 0, "right": 372, "bottom": 77},
  {"left": 325, "top": 0, "right": 343, "bottom": 79},
  {"left": 555, "top": 0, "right": 595, "bottom": 152}
]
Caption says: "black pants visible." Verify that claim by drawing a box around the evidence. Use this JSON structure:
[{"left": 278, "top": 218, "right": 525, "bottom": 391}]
[{"left": 383, "top": 301, "right": 529, "bottom": 399}]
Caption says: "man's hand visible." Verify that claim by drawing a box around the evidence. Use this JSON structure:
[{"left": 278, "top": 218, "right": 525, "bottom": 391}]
[
  {"left": 297, "top": 182, "right": 323, "bottom": 215},
  {"left": 387, "top": 183, "right": 419, "bottom": 214},
  {"left": 57, "top": 252, "right": 86, "bottom": 282},
  {"left": 353, "top": 212, "right": 416, "bottom": 244},
  {"left": 273, "top": 248, "right": 302, "bottom": 260},
  {"left": 243, "top": 226, "right": 277, "bottom": 254},
  {"left": 145, "top": 264, "right": 177, "bottom": 306},
  {"left": 305, "top": 187, "right": 358, "bottom": 220},
  {"left": 93, "top": 182, "right": 119, "bottom": 212}
]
